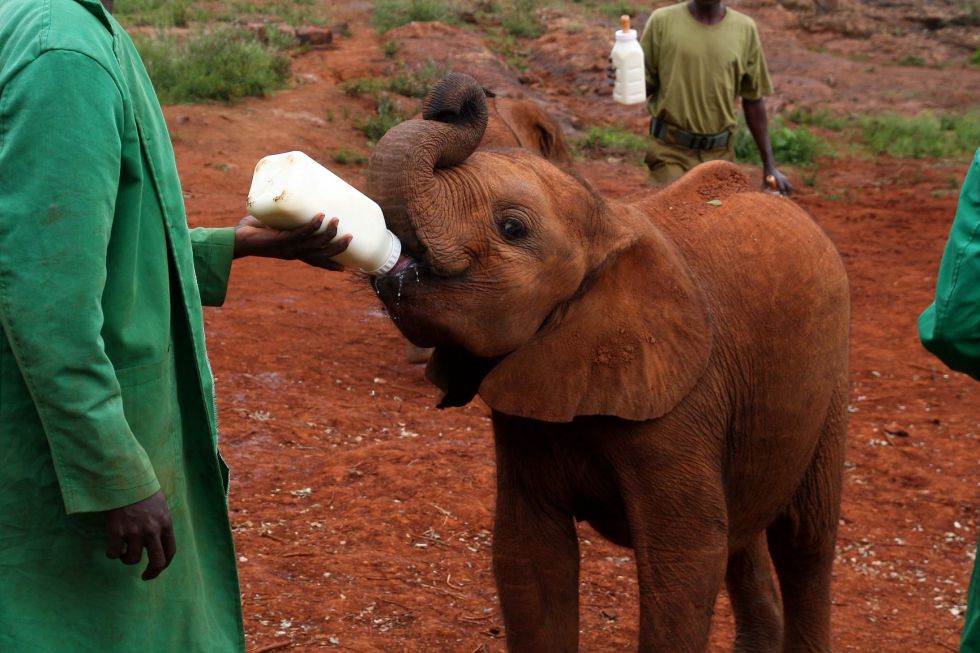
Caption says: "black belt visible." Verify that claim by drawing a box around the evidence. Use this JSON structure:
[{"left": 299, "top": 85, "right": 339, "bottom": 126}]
[{"left": 651, "top": 118, "right": 731, "bottom": 151}]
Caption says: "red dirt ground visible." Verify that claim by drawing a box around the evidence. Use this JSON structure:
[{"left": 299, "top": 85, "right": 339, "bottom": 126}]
[{"left": 162, "top": 2, "right": 979, "bottom": 651}]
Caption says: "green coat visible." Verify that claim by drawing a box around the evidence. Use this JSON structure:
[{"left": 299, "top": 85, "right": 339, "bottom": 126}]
[
  {"left": 918, "top": 148, "right": 980, "bottom": 652},
  {"left": 0, "top": 1, "right": 244, "bottom": 650},
  {"left": 919, "top": 148, "right": 980, "bottom": 380}
]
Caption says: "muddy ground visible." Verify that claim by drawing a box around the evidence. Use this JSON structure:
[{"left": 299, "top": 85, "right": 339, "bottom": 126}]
[{"left": 162, "top": 1, "right": 979, "bottom": 650}]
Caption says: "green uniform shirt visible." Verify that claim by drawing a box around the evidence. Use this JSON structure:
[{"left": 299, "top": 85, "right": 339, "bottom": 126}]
[
  {"left": 0, "top": 0, "right": 244, "bottom": 650},
  {"left": 639, "top": 2, "right": 774, "bottom": 135},
  {"left": 918, "top": 149, "right": 980, "bottom": 653},
  {"left": 919, "top": 149, "right": 980, "bottom": 380}
]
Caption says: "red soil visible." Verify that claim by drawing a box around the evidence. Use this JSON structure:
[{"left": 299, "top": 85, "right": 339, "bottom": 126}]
[{"left": 164, "top": 2, "right": 979, "bottom": 650}]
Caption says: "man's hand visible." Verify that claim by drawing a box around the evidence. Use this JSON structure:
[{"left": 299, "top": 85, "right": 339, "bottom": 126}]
[
  {"left": 764, "top": 168, "right": 793, "bottom": 196},
  {"left": 104, "top": 489, "right": 176, "bottom": 581},
  {"left": 233, "top": 214, "right": 352, "bottom": 271}
]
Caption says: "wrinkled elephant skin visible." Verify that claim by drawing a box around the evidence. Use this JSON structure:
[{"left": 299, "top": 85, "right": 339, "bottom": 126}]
[{"left": 367, "top": 73, "right": 849, "bottom": 653}]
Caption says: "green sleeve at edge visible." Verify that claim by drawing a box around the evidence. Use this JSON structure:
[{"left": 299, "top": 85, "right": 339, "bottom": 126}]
[
  {"left": 190, "top": 227, "right": 235, "bottom": 307},
  {"left": 918, "top": 148, "right": 980, "bottom": 380}
]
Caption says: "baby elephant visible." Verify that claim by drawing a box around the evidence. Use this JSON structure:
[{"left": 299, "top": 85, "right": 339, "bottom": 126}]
[{"left": 367, "top": 73, "right": 849, "bottom": 653}]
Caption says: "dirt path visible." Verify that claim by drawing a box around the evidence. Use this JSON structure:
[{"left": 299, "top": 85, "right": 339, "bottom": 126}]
[{"left": 164, "top": 3, "right": 979, "bottom": 650}]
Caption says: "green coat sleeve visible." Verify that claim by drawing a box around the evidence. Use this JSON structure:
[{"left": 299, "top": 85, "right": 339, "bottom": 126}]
[
  {"left": 0, "top": 51, "right": 160, "bottom": 513},
  {"left": 918, "top": 149, "right": 980, "bottom": 380},
  {"left": 189, "top": 226, "right": 235, "bottom": 307}
]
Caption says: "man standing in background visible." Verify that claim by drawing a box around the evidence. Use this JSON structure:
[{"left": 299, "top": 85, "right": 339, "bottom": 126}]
[
  {"left": 639, "top": 0, "right": 793, "bottom": 193},
  {"left": 0, "top": 0, "right": 348, "bottom": 650}
]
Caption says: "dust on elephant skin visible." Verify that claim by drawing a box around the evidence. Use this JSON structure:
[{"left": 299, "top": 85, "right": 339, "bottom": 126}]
[{"left": 367, "top": 73, "right": 849, "bottom": 653}]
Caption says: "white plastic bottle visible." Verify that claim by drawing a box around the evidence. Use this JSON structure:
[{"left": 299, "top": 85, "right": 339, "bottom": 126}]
[
  {"left": 611, "top": 15, "right": 646, "bottom": 106},
  {"left": 246, "top": 151, "right": 401, "bottom": 275}
]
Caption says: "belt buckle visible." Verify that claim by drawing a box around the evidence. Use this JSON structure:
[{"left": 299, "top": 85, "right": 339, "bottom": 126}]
[{"left": 694, "top": 135, "right": 709, "bottom": 150}]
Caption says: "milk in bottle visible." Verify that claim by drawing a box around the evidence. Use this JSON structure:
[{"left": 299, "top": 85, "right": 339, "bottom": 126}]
[
  {"left": 611, "top": 15, "right": 646, "bottom": 106},
  {"left": 246, "top": 151, "right": 401, "bottom": 275}
]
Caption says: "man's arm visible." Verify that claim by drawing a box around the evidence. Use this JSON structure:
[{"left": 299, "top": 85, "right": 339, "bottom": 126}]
[
  {"left": 742, "top": 98, "right": 792, "bottom": 195},
  {"left": 739, "top": 23, "right": 792, "bottom": 195},
  {"left": 639, "top": 15, "right": 659, "bottom": 100},
  {"left": 919, "top": 150, "right": 980, "bottom": 379}
]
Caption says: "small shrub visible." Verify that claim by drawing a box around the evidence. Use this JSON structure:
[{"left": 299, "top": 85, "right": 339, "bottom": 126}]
[
  {"left": 372, "top": 0, "right": 455, "bottom": 33},
  {"left": 134, "top": 27, "right": 291, "bottom": 104},
  {"left": 501, "top": 0, "right": 544, "bottom": 38},
  {"left": 358, "top": 96, "right": 406, "bottom": 143},
  {"left": 387, "top": 60, "right": 450, "bottom": 98},
  {"left": 734, "top": 117, "right": 822, "bottom": 165},
  {"left": 896, "top": 55, "right": 926, "bottom": 67},
  {"left": 340, "top": 77, "right": 387, "bottom": 97},
  {"left": 262, "top": 24, "right": 300, "bottom": 51},
  {"left": 383, "top": 39, "right": 402, "bottom": 58},
  {"left": 331, "top": 149, "right": 370, "bottom": 165},
  {"left": 342, "top": 61, "right": 449, "bottom": 100}
]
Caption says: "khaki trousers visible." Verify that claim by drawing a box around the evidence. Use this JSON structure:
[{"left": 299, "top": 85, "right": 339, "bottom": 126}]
[{"left": 644, "top": 136, "right": 736, "bottom": 185}]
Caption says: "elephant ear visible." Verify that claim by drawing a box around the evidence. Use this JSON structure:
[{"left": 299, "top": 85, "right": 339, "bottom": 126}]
[
  {"left": 531, "top": 115, "right": 573, "bottom": 168},
  {"left": 478, "top": 227, "right": 713, "bottom": 423}
]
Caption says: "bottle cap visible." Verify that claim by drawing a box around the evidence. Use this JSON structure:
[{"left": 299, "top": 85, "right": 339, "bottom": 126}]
[{"left": 364, "top": 230, "right": 402, "bottom": 276}]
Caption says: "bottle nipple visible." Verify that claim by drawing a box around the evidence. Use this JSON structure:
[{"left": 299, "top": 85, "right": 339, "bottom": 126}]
[{"left": 621, "top": 15, "right": 630, "bottom": 32}]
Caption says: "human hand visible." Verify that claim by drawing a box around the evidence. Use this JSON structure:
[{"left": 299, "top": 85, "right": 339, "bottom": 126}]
[
  {"left": 764, "top": 169, "right": 793, "bottom": 196},
  {"left": 234, "top": 214, "right": 351, "bottom": 271},
  {"left": 104, "top": 489, "right": 176, "bottom": 581},
  {"left": 607, "top": 56, "right": 616, "bottom": 85}
]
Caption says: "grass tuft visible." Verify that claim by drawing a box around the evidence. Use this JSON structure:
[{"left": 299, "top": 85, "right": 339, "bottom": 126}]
[
  {"left": 133, "top": 27, "right": 291, "bottom": 104},
  {"left": 357, "top": 95, "right": 407, "bottom": 143},
  {"left": 372, "top": 0, "right": 456, "bottom": 33},
  {"left": 501, "top": 0, "right": 544, "bottom": 38},
  {"left": 575, "top": 125, "right": 647, "bottom": 163},
  {"left": 735, "top": 117, "right": 823, "bottom": 166},
  {"left": 859, "top": 111, "right": 980, "bottom": 159}
]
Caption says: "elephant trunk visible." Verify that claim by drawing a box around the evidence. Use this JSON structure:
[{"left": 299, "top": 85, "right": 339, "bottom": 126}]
[{"left": 366, "top": 73, "right": 488, "bottom": 270}]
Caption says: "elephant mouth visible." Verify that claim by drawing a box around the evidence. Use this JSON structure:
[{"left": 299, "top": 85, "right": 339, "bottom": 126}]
[{"left": 372, "top": 255, "right": 431, "bottom": 315}]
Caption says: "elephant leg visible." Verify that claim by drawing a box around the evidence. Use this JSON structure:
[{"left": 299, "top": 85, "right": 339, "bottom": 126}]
[
  {"left": 726, "top": 534, "right": 783, "bottom": 653},
  {"left": 613, "top": 437, "right": 729, "bottom": 653},
  {"left": 766, "top": 379, "right": 847, "bottom": 653},
  {"left": 492, "top": 461, "right": 580, "bottom": 652}
]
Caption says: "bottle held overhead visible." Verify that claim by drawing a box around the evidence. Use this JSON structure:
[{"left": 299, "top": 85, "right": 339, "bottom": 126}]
[
  {"left": 246, "top": 151, "right": 401, "bottom": 275},
  {"left": 611, "top": 15, "right": 646, "bottom": 106}
]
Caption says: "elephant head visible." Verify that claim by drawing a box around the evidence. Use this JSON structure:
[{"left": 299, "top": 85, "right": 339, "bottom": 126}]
[{"left": 367, "top": 73, "right": 712, "bottom": 423}]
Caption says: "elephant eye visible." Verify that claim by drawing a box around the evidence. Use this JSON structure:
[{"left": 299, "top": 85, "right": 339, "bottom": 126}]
[{"left": 498, "top": 217, "right": 528, "bottom": 241}]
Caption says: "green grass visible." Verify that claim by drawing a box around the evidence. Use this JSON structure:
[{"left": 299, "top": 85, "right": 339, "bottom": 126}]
[
  {"left": 783, "top": 108, "right": 847, "bottom": 132},
  {"left": 112, "top": 0, "right": 196, "bottom": 27},
  {"left": 972, "top": 48, "right": 980, "bottom": 66},
  {"left": 133, "top": 27, "right": 291, "bottom": 104},
  {"left": 331, "top": 148, "right": 370, "bottom": 165},
  {"left": 115, "top": 0, "right": 329, "bottom": 28},
  {"left": 859, "top": 111, "right": 980, "bottom": 159},
  {"left": 735, "top": 117, "right": 823, "bottom": 166},
  {"left": 501, "top": 0, "right": 544, "bottom": 38},
  {"left": 594, "top": 1, "right": 642, "bottom": 20},
  {"left": 383, "top": 39, "right": 402, "bottom": 58},
  {"left": 896, "top": 55, "right": 926, "bottom": 67},
  {"left": 342, "top": 60, "right": 449, "bottom": 99},
  {"left": 357, "top": 95, "right": 406, "bottom": 143},
  {"left": 575, "top": 125, "right": 647, "bottom": 162},
  {"left": 372, "top": 0, "right": 456, "bottom": 33}
]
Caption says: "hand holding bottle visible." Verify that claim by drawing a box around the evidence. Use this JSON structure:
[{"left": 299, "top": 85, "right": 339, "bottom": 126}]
[{"left": 233, "top": 213, "right": 352, "bottom": 271}]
